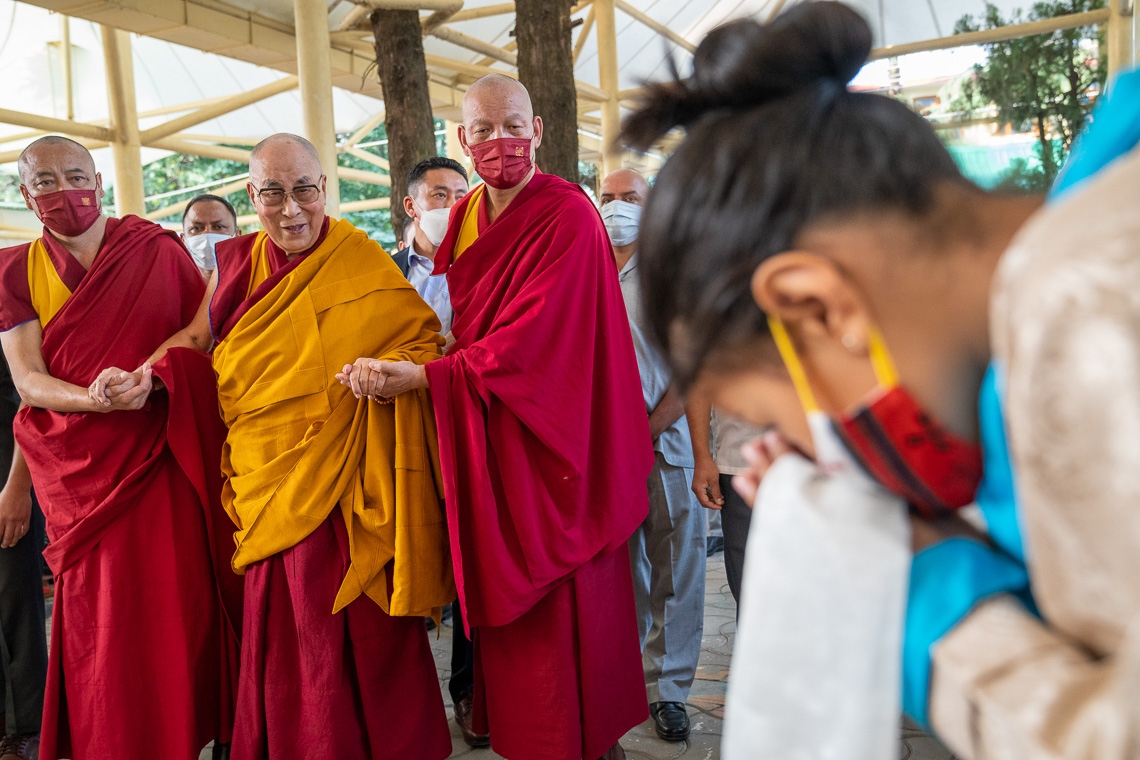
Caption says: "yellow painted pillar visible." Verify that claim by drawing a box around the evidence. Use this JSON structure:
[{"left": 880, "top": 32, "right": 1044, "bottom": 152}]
[
  {"left": 294, "top": 0, "right": 340, "bottom": 216},
  {"left": 444, "top": 119, "right": 471, "bottom": 175},
  {"left": 594, "top": 0, "right": 622, "bottom": 178},
  {"left": 101, "top": 26, "right": 145, "bottom": 217},
  {"left": 61, "top": 16, "right": 74, "bottom": 121},
  {"left": 1107, "top": 0, "right": 1136, "bottom": 86}
]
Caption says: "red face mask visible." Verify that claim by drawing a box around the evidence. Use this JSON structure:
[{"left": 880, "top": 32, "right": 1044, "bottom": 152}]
[
  {"left": 768, "top": 317, "right": 983, "bottom": 519},
  {"left": 33, "top": 189, "right": 101, "bottom": 237},
  {"left": 835, "top": 388, "right": 983, "bottom": 519},
  {"left": 469, "top": 137, "right": 534, "bottom": 189}
]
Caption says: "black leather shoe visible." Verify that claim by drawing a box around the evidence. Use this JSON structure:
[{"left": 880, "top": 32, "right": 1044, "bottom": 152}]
[
  {"left": 453, "top": 695, "right": 491, "bottom": 748},
  {"left": 650, "top": 701, "right": 690, "bottom": 741}
]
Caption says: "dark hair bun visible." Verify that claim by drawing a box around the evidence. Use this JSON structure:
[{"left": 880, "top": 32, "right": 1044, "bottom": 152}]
[{"left": 623, "top": 1, "right": 872, "bottom": 150}]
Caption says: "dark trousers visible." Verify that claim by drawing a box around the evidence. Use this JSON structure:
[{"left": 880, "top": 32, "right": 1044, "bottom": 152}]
[
  {"left": 0, "top": 423, "right": 48, "bottom": 736},
  {"left": 720, "top": 474, "right": 753, "bottom": 608},
  {"left": 448, "top": 600, "right": 474, "bottom": 704}
]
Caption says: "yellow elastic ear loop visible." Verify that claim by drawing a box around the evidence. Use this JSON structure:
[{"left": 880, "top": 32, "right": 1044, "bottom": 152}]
[
  {"left": 866, "top": 325, "right": 900, "bottom": 389},
  {"left": 767, "top": 316, "right": 820, "bottom": 414}
]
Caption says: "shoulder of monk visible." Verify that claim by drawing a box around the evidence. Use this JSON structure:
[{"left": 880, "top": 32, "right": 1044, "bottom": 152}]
[
  {"left": 322, "top": 219, "right": 407, "bottom": 280},
  {"left": 532, "top": 173, "right": 598, "bottom": 218},
  {"left": 0, "top": 241, "right": 32, "bottom": 281}
]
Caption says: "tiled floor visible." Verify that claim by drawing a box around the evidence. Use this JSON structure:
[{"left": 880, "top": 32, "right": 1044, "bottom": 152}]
[{"left": 429, "top": 553, "right": 957, "bottom": 760}]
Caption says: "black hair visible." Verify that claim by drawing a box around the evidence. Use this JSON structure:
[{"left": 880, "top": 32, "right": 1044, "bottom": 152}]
[
  {"left": 621, "top": 1, "right": 969, "bottom": 389},
  {"left": 182, "top": 194, "right": 238, "bottom": 226},
  {"left": 406, "top": 156, "right": 469, "bottom": 199}
]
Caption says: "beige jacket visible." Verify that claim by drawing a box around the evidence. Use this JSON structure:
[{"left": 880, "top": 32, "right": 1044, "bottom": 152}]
[{"left": 928, "top": 146, "right": 1140, "bottom": 758}]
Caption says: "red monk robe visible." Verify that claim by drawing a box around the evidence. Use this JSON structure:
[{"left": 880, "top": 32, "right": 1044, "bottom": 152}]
[
  {"left": 427, "top": 171, "right": 654, "bottom": 760},
  {"left": 209, "top": 220, "right": 452, "bottom": 760},
  {"left": 0, "top": 215, "right": 241, "bottom": 760}
]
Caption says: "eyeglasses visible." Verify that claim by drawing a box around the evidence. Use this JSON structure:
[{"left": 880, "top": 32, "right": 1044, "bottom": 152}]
[{"left": 252, "top": 180, "right": 323, "bottom": 207}]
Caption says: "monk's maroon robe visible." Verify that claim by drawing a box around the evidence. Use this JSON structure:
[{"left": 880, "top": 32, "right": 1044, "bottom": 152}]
[
  {"left": 428, "top": 171, "right": 654, "bottom": 759},
  {"left": 0, "top": 216, "right": 240, "bottom": 760}
]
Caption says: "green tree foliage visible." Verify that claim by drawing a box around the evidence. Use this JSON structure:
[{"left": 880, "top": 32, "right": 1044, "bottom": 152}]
[{"left": 954, "top": 0, "right": 1105, "bottom": 185}]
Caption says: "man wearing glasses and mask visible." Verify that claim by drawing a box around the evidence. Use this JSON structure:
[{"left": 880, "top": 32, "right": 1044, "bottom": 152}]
[{"left": 92, "top": 132, "right": 454, "bottom": 758}]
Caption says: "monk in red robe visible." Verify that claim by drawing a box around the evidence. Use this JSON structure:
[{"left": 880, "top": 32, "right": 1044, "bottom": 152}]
[
  {"left": 0, "top": 136, "right": 240, "bottom": 760},
  {"left": 349, "top": 75, "right": 653, "bottom": 760},
  {"left": 110, "top": 133, "right": 453, "bottom": 760}
]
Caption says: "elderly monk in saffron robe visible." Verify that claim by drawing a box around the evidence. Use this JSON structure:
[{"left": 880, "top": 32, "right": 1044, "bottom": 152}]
[
  {"left": 0, "top": 136, "right": 240, "bottom": 760},
  {"left": 346, "top": 75, "right": 653, "bottom": 760},
  {"left": 106, "top": 133, "right": 454, "bottom": 760}
]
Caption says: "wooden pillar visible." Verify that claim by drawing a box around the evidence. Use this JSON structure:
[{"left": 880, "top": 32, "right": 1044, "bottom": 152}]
[
  {"left": 594, "top": 0, "right": 621, "bottom": 177},
  {"left": 294, "top": 0, "right": 341, "bottom": 215},
  {"left": 370, "top": 8, "right": 436, "bottom": 236},
  {"left": 1107, "top": 0, "right": 1136, "bottom": 86},
  {"left": 516, "top": 0, "right": 579, "bottom": 182},
  {"left": 101, "top": 26, "right": 145, "bottom": 217}
]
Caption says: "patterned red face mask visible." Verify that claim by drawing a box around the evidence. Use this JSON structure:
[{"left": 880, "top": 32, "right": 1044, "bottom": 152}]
[
  {"left": 469, "top": 137, "right": 533, "bottom": 190},
  {"left": 769, "top": 317, "right": 983, "bottom": 519},
  {"left": 835, "top": 386, "right": 983, "bottom": 518},
  {"left": 33, "top": 189, "right": 101, "bottom": 237}
]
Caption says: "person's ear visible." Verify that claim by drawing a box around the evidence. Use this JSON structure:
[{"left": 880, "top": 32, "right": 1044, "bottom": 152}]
[
  {"left": 457, "top": 125, "right": 472, "bottom": 157},
  {"left": 531, "top": 116, "right": 543, "bottom": 151},
  {"left": 751, "top": 252, "right": 872, "bottom": 356},
  {"left": 246, "top": 182, "right": 257, "bottom": 206},
  {"left": 19, "top": 185, "right": 35, "bottom": 216},
  {"left": 95, "top": 172, "right": 105, "bottom": 203},
  {"left": 402, "top": 196, "right": 417, "bottom": 220}
]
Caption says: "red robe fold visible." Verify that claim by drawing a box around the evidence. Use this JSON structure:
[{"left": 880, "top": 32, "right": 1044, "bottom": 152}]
[
  {"left": 427, "top": 172, "right": 653, "bottom": 758},
  {"left": 1, "top": 217, "right": 240, "bottom": 760}
]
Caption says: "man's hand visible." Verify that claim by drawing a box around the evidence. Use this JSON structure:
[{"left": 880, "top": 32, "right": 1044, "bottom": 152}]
[
  {"left": 732, "top": 431, "right": 794, "bottom": 507},
  {"left": 692, "top": 455, "right": 725, "bottom": 510},
  {"left": 337, "top": 358, "right": 385, "bottom": 399},
  {"left": 89, "top": 364, "right": 154, "bottom": 411},
  {"left": 336, "top": 360, "right": 427, "bottom": 399},
  {"left": 0, "top": 485, "right": 32, "bottom": 549}
]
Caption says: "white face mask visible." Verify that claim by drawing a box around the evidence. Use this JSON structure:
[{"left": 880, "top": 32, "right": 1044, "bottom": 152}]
[
  {"left": 414, "top": 203, "right": 452, "bottom": 248},
  {"left": 600, "top": 199, "right": 641, "bottom": 247},
  {"left": 184, "top": 232, "right": 232, "bottom": 271}
]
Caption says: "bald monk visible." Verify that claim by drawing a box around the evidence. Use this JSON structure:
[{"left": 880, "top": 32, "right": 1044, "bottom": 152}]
[
  {"left": 346, "top": 75, "right": 652, "bottom": 760},
  {"left": 99, "top": 133, "right": 454, "bottom": 760},
  {"left": 0, "top": 136, "right": 240, "bottom": 760}
]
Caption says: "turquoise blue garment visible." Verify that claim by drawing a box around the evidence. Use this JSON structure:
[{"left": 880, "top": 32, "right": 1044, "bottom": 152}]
[
  {"left": 903, "top": 66, "right": 1140, "bottom": 732},
  {"left": 974, "top": 365, "right": 1025, "bottom": 563},
  {"left": 902, "top": 538, "right": 1031, "bottom": 729},
  {"left": 902, "top": 365, "right": 1033, "bottom": 729},
  {"left": 1052, "top": 67, "right": 1140, "bottom": 200}
]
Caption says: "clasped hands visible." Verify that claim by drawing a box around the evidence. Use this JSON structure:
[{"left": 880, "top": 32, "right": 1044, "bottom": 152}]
[
  {"left": 88, "top": 363, "right": 155, "bottom": 411},
  {"left": 336, "top": 359, "right": 427, "bottom": 400}
]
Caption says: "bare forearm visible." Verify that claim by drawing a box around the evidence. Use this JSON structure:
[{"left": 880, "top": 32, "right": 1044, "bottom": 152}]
[
  {"left": 4, "top": 441, "right": 32, "bottom": 495},
  {"left": 648, "top": 384, "right": 686, "bottom": 440},
  {"left": 686, "top": 390, "right": 715, "bottom": 464},
  {"left": 145, "top": 327, "right": 212, "bottom": 367},
  {"left": 16, "top": 370, "right": 100, "bottom": 413}
]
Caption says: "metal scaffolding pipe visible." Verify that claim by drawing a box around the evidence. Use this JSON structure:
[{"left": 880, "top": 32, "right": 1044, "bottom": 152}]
[
  {"left": 60, "top": 16, "right": 74, "bottom": 121},
  {"left": 295, "top": 0, "right": 341, "bottom": 214},
  {"left": 869, "top": 8, "right": 1111, "bottom": 59},
  {"left": 101, "top": 26, "right": 145, "bottom": 217},
  {"left": 614, "top": 0, "right": 695, "bottom": 53},
  {"left": 594, "top": 0, "right": 622, "bottom": 176},
  {"left": 1108, "top": 0, "right": 1136, "bottom": 83},
  {"left": 0, "top": 109, "right": 111, "bottom": 143},
  {"left": 140, "top": 77, "right": 299, "bottom": 145}
]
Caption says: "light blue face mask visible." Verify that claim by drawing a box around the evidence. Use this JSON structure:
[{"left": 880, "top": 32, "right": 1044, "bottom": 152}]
[{"left": 600, "top": 199, "right": 642, "bottom": 247}]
